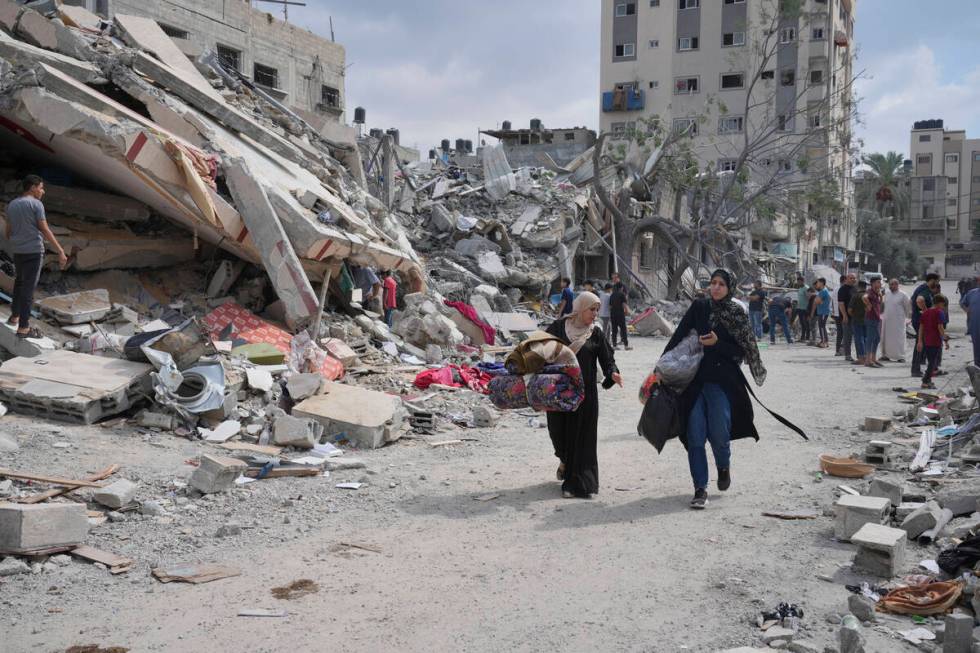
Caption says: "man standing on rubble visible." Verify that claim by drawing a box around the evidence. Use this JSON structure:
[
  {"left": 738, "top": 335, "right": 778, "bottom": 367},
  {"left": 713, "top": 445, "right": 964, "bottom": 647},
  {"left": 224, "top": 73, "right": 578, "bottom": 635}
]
[
  {"left": 4, "top": 175, "right": 67, "bottom": 338},
  {"left": 381, "top": 270, "right": 398, "bottom": 327}
]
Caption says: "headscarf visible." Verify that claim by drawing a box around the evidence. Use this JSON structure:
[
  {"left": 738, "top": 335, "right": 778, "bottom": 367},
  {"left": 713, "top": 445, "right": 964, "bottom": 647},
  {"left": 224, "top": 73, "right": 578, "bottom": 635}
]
[
  {"left": 563, "top": 291, "right": 600, "bottom": 353},
  {"left": 707, "top": 268, "right": 767, "bottom": 386}
]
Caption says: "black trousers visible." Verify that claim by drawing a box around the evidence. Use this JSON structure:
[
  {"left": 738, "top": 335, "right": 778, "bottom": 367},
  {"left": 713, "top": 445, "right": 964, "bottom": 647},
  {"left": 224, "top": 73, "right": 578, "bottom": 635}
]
[
  {"left": 611, "top": 314, "right": 628, "bottom": 347},
  {"left": 11, "top": 252, "right": 42, "bottom": 330},
  {"left": 922, "top": 345, "right": 942, "bottom": 384}
]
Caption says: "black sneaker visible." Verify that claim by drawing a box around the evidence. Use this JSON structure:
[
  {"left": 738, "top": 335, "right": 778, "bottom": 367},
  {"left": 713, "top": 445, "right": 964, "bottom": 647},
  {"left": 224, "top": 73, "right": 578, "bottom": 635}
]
[
  {"left": 690, "top": 488, "right": 708, "bottom": 509},
  {"left": 717, "top": 468, "right": 731, "bottom": 491}
]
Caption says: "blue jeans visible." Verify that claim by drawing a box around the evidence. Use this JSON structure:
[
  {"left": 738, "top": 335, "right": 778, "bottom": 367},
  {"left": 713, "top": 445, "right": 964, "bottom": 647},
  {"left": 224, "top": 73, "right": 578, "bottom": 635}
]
[
  {"left": 864, "top": 319, "right": 881, "bottom": 358},
  {"left": 749, "top": 310, "right": 763, "bottom": 339},
  {"left": 768, "top": 308, "right": 792, "bottom": 343},
  {"left": 687, "top": 383, "right": 732, "bottom": 490},
  {"left": 384, "top": 308, "right": 394, "bottom": 327},
  {"left": 852, "top": 322, "right": 867, "bottom": 358}
]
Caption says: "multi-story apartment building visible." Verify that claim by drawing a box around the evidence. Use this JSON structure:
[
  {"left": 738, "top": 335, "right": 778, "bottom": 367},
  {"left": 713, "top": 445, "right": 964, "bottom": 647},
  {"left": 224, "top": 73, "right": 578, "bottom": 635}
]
[
  {"left": 909, "top": 119, "right": 980, "bottom": 277},
  {"left": 63, "top": 0, "right": 346, "bottom": 122},
  {"left": 599, "top": 0, "right": 858, "bottom": 278}
]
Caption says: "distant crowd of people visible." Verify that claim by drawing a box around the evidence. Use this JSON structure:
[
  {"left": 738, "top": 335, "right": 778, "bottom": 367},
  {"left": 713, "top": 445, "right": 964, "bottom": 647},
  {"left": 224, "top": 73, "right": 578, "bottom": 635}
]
[
  {"left": 750, "top": 272, "right": 953, "bottom": 389},
  {"left": 557, "top": 273, "right": 633, "bottom": 351}
]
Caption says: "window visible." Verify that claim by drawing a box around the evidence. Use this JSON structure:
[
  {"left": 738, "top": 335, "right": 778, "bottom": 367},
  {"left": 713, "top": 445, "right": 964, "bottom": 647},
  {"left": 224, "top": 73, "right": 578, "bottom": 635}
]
[
  {"left": 919, "top": 134, "right": 931, "bottom": 142},
  {"left": 649, "top": 39, "right": 660, "bottom": 48},
  {"left": 761, "top": 70, "right": 774, "bottom": 80},
  {"left": 922, "top": 205, "right": 932, "bottom": 219},
  {"left": 811, "top": 27, "right": 825, "bottom": 40},
  {"left": 615, "top": 3, "right": 636, "bottom": 17},
  {"left": 157, "top": 23, "right": 188, "bottom": 40},
  {"left": 810, "top": 69, "right": 824, "bottom": 84},
  {"left": 216, "top": 44, "right": 241, "bottom": 72},
  {"left": 614, "top": 43, "right": 636, "bottom": 57},
  {"left": 779, "top": 28, "right": 796, "bottom": 43},
  {"left": 722, "top": 31, "right": 745, "bottom": 47},
  {"left": 678, "top": 36, "right": 699, "bottom": 51},
  {"left": 780, "top": 69, "right": 795, "bottom": 86},
  {"left": 718, "top": 159, "right": 738, "bottom": 172},
  {"left": 922, "top": 178, "right": 936, "bottom": 191},
  {"left": 672, "top": 118, "right": 698, "bottom": 136},
  {"left": 917, "top": 154, "right": 931, "bottom": 164},
  {"left": 564, "top": 132, "right": 576, "bottom": 141},
  {"left": 975, "top": 154, "right": 980, "bottom": 161},
  {"left": 611, "top": 122, "right": 627, "bottom": 138},
  {"left": 679, "top": 0, "right": 699, "bottom": 8},
  {"left": 320, "top": 85, "right": 340, "bottom": 108},
  {"left": 719, "top": 116, "right": 744, "bottom": 133},
  {"left": 253, "top": 63, "right": 278, "bottom": 89},
  {"left": 674, "top": 76, "right": 699, "bottom": 94},
  {"left": 949, "top": 177, "right": 958, "bottom": 185},
  {"left": 945, "top": 154, "right": 959, "bottom": 163},
  {"left": 777, "top": 115, "right": 790, "bottom": 131},
  {"left": 949, "top": 199, "right": 958, "bottom": 207},
  {"left": 778, "top": 159, "right": 793, "bottom": 172},
  {"left": 973, "top": 176, "right": 980, "bottom": 183},
  {"left": 723, "top": 0, "right": 745, "bottom": 3},
  {"left": 650, "top": 0, "right": 660, "bottom": 5},
  {"left": 648, "top": 80, "right": 659, "bottom": 89},
  {"left": 720, "top": 73, "right": 744, "bottom": 89},
  {"left": 809, "top": 114, "right": 822, "bottom": 128}
]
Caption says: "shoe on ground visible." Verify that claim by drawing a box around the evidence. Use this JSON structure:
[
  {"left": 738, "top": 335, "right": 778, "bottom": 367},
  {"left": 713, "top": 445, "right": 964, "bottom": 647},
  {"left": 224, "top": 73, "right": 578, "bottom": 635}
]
[
  {"left": 562, "top": 490, "right": 575, "bottom": 499},
  {"left": 717, "top": 468, "right": 731, "bottom": 492},
  {"left": 690, "top": 488, "right": 708, "bottom": 509}
]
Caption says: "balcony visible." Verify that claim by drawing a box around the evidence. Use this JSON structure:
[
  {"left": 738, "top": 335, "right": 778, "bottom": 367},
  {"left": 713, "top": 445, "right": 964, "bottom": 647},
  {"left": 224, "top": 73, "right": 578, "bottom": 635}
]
[{"left": 602, "top": 88, "right": 645, "bottom": 113}]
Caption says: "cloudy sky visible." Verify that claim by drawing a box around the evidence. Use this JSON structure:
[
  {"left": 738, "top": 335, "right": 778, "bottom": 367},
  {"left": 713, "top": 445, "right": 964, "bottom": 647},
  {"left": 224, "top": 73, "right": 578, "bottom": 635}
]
[{"left": 286, "top": 0, "right": 980, "bottom": 159}]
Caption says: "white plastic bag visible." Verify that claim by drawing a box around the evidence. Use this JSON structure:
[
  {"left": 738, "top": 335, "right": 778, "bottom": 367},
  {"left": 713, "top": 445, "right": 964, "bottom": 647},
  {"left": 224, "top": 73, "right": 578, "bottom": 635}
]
[{"left": 654, "top": 330, "right": 703, "bottom": 392}]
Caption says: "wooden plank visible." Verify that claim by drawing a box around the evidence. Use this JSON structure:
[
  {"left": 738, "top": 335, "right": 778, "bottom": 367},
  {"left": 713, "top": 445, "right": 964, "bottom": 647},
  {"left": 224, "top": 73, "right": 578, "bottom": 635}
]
[
  {"left": 216, "top": 442, "right": 282, "bottom": 456},
  {"left": 70, "top": 544, "right": 134, "bottom": 571},
  {"left": 0, "top": 468, "right": 106, "bottom": 488},
  {"left": 14, "top": 464, "right": 120, "bottom": 504}
]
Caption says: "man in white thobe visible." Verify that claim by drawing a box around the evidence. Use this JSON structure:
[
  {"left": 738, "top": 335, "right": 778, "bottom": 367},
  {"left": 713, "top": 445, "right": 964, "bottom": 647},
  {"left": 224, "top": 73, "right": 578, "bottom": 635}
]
[{"left": 881, "top": 278, "right": 911, "bottom": 361}]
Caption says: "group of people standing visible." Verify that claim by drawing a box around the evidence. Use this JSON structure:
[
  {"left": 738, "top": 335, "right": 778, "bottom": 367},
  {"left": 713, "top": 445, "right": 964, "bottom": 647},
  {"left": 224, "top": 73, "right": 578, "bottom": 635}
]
[{"left": 557, "top": 274, "right": 632, "bottom": 351}]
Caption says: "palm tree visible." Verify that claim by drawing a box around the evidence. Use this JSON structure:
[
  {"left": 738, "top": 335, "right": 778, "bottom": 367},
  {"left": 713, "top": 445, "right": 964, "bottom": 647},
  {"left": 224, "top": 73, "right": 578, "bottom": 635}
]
[{"left": 856, "top": 151, "right": 910, "bottom": 220}]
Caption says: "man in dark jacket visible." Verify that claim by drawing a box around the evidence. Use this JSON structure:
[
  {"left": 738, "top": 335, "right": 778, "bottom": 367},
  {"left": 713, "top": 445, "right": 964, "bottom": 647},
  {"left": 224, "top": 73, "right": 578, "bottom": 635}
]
[{"left": 608, "top": 282, "right": 631, "bottom": 350}]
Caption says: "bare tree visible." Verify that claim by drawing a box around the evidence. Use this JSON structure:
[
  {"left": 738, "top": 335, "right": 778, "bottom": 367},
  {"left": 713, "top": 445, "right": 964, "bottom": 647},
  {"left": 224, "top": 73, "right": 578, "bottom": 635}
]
[{"left": 593, "top": 0, "right": 861, "bottom": 297}]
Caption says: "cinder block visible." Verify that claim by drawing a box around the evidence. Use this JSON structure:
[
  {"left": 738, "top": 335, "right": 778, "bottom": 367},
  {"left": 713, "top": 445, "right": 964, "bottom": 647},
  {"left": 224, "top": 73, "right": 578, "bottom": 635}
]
[
  {"left": 189, "top": 454, "right": 246, "bottom": 494},
  {"left": 0, "top": 502, "right": 88, "bottom": 553},
  {"left": 92, "top": 479, "right": 138, "bottom": 509},
  {"left": 271, "top": 414, "right": 322, "bottom": 449},
  {"left": 864, "top": 417, "right": 892, "bottom": 432},
  {"left": 835, "top": 495, "right": 891, "bottom": 541},
  {"left": 851, "top": 523, "right": 906, "bottom": 577},
  {"left": 867, "top": 477, "right": 903, "bottom": 507}
]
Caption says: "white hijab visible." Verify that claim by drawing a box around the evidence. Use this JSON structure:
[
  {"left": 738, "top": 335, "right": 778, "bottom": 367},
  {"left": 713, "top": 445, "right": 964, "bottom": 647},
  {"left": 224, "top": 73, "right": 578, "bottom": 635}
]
[{"left": 563, "top": 291, "right": 601, "bottom": 353}]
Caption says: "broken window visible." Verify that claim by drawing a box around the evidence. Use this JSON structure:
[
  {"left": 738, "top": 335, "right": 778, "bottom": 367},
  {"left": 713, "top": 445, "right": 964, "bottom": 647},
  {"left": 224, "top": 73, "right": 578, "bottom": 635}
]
[
  {"left": 320, "top": 85, "right": 339, "bottom": 108},
  {"left": 780, "top": 69, "right": 795, "bottom": 86},
  {"left": 253, "top": 63, "right": 278, "bottom": 89},
  {"left": 722, "top": 31, "right": 745, "bottom": 47},
  {"left": 674, "top": 76, "right": 699, "bottom": 94},
  {"left": 718, "top": 116, "right": 744, "bottom": 133},
  {"left": 614, "top": 43, "right": 636, "bottom": 57},
  {"left": 720, "top": 73, "right": 744, "bottom": 89},
  {"left": 677, "top": 36, "right": 698, "bottom": 51},
  {"left": 157, "top": 23, "right": 188, "bottom": 40},
  {"left": 216, "top": 44, "right": 241, "bottom": 72}
]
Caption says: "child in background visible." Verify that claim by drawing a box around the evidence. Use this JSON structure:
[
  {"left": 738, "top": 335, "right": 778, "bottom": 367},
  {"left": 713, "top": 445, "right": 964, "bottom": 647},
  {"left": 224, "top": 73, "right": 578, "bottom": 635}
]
[{"left": 917, "top": 294, "right": 949, "bottom": 389}]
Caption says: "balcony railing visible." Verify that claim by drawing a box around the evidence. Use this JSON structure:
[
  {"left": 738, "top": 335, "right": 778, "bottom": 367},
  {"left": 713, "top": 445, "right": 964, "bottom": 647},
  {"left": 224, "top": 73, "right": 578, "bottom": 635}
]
[{"left": 602, "top": 88, "right": 645, "bottom": 112}]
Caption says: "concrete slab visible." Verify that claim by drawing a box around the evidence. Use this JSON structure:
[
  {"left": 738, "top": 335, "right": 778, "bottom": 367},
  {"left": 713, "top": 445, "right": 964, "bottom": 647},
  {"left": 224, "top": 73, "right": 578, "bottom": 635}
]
[
  {"left": 37, "top": 289, "right": 112, "bottom": 324},
  {"left": 0, "top": 502, "right": 88, "bottom": 554},
  {"left": 42, "top": 184, "right": 150, "bottom": 223},
  {"left": 0, "top": 350, "right": 152, "bottom": 423},
  {"left": 58, "top": 5, "right": 102, "bottom": 32},
  {"left": 0, "top": 29, "right": 103, "bottom": 83},
  {"left": 293, "top": 381, "right": 407, "bottom": 449},
  {"left": 224, "top": 159, "right": 318, "bottom": 330}
]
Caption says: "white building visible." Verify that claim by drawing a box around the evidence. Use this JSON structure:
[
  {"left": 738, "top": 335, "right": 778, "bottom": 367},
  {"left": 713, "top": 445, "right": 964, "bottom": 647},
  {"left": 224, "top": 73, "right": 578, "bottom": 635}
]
[{"left": 599, "top": 0, "right": 858, "bottom": 274}]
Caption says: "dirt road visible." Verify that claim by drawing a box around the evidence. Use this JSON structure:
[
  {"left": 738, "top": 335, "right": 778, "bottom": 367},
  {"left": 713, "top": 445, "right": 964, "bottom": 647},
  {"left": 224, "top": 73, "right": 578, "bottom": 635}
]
[{"left": 4, "top": 289, "right": 972, "bottom": 652}]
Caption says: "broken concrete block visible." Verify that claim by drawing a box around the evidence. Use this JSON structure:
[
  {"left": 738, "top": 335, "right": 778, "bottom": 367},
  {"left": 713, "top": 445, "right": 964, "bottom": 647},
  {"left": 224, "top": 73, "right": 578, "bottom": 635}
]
[
  {"left": 863, "top": 417, "right": 892, "bottom": 432},
  {"left": 938, "top": 492, "right": 980, "bottom": 518},
  {"left": 835, "top": 495, "right": 891, "bottom": 541},
  {"left": 945, "top": 612, "right": 973, "bottom": 653},
  {"left": 322, "top": 338, "right": 358, "bottom": 367},
  {"left": 867, "top": 478, "right": 903, "bottom": 507},
  {"left": 761, "top": 626, "right": 795, "bottom": 644},
  {"left": 189, "top": 455, "right": 247, "bottom": 494},
  {"left": 851, "top": 523, "right": 906, "bottom": 577},
  {"left": 323, "top": 457, "right": 366, "bottom": 471},
  {"left": 293, "top": 381, "right": 407, "bottom": 449},
  {"left": 429, "top": 203, "right": 455, "bottom": 232},
  {"left": 92, "top": 479, "right": 138, "bottom": 510},
  {"left": 901, "top": 501, "right": 942, "bottom": 539},
  {"left": 271, "top": 414, "right": 322, "bottom": 449},
  {"left": 473, "top": 405, "right": 499, "bottom": 428},
  {"left": 895, "top": 502, "right": 925, "bottom": 520},
  {"left": 0, "top": 556, "right": 30, "bottom": 577},
  {"left": 0, "top": 502, "right": 88, "bottom": 554},
  {"left": 287, "top": 373, "right": 323, "bottom": 401},
  {"left": 199, "top": 420, "right": 241, "bottom": 443}
]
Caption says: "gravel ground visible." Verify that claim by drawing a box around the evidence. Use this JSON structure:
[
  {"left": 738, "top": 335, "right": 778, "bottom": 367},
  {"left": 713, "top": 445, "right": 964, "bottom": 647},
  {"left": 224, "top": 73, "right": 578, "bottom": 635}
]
[{"left": 2, "top": 285, "right": 976, "bottom": 652}]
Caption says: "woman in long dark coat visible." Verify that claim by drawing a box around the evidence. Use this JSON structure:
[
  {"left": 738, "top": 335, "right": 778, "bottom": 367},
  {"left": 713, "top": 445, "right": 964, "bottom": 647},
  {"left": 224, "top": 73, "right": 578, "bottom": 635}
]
[
  {"left": 545, "top": 291, "right": 622, "bottom": 498},
  {"left": 662, "top": 269, "right": 770, "bottom": 509}
]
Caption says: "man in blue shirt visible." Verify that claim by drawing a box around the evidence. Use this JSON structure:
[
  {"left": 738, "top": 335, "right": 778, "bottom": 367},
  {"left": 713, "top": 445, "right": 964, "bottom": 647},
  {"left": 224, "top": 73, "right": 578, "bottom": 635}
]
[
  {"left": 809, "top": 277, "right": 832, "bottom": 348},
  {"left": 556, "top": 277, "right": 574, "bottom": 316},
  {"left": 961, "top": 275, "right": 980, "bottom": 366},
  {"left": 911, "top": 273, "right": 940, "bottom": 376}
]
